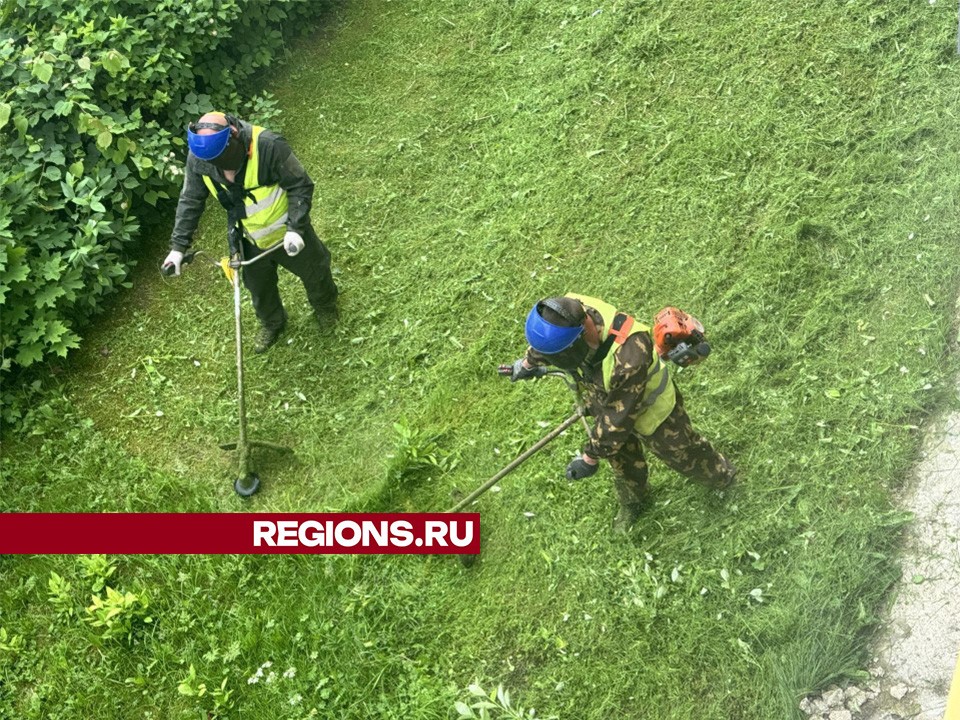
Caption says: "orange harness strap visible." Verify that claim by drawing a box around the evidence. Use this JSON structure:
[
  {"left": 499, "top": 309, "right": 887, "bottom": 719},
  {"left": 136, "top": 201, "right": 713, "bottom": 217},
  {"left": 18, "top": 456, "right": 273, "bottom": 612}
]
[{"left": 608, "top": 313, "right": 635, "bottom": 345}]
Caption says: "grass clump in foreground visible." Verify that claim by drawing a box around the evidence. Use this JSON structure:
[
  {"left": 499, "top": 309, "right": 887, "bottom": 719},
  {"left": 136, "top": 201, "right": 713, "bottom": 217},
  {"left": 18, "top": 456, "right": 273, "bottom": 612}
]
[{"left": 3, "top": 0, "right": 960, "bottom": 718}]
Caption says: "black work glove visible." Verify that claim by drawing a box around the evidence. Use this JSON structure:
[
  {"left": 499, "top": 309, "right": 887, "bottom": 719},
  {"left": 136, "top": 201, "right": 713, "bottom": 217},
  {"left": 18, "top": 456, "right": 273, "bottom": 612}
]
[
  {"left": 565, "top": 456, "right": 599, "bottom": 480},
  {"left": 509, "top": 358, "right": 547, "bottom": 382}
]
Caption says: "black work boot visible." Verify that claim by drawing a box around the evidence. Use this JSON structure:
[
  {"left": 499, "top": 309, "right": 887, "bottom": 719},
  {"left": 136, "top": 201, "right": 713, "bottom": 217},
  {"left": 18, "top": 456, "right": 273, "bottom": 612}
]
[
  {"left": 612, "top": 503, "right": 644, "bottom": 535},
  {"left": 711, "top": 458, "right": 738, "bottom": 491},
  {"left": 253, "top": 323, "right": 285, "bottom": 354},
  {"left": 313, "top": 302, "right": 339, "bottom": 330}
]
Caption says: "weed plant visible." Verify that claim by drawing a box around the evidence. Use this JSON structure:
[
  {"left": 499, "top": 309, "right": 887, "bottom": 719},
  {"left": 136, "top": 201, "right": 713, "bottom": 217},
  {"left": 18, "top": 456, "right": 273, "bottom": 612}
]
[{"left": 3, "top": 0, "right": 960, "bottom": 718}]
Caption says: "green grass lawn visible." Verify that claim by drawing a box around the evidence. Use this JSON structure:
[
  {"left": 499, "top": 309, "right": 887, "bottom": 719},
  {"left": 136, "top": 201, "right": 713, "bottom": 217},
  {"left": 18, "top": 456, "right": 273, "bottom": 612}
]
[{"left": 4, "top": 0, "right": 960, "bottom": 718}]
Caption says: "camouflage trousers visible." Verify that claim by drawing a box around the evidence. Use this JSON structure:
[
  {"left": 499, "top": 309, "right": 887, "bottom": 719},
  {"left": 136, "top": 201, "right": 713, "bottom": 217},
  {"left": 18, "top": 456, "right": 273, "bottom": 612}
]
[{"left": 607, "top": 389, "right": 735, "bottom": 508}]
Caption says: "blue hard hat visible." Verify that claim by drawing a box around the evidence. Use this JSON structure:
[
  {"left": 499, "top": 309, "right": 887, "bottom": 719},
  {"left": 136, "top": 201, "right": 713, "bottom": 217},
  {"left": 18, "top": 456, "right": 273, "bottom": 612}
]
[
  {"left": 525, "top": 303, "right": 584, "bottom": 354},
  {"left": 187, "top": 121, "right": 231, "bottom": 161}
]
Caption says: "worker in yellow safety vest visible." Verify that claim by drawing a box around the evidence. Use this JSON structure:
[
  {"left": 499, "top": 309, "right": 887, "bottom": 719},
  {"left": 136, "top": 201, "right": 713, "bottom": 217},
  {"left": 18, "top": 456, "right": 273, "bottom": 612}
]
[
  {"left": 508, "top": 294, "right": 737, "bottom": 533},
  {"left": 163, "top": 112, "right": 339, "bottom": 353}
]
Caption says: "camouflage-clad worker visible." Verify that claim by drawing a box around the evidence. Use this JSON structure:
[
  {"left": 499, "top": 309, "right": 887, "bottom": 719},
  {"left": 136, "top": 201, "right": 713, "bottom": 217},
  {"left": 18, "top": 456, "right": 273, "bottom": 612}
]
[{"left": 508, "top": 294, "right": 736, "bottom": 534}]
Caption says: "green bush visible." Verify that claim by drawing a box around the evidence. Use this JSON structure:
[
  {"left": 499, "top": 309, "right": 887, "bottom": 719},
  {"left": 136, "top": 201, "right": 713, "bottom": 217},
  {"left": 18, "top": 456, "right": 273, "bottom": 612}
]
[
  {"left": 84, "top": 585, "right": 152, "bottom": 643},
  {"left": 0, "top": 0, "right": 334, "bottom": 422}
]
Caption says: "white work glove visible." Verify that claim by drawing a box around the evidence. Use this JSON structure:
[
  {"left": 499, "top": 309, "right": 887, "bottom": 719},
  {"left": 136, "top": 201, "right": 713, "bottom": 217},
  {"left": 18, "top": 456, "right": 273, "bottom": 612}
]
[
  {"left": 162, "top": 250, "right": 184, "bottom": 276},
  {"left": 283, "top": 230, "right": 305, "bottom": 256}
]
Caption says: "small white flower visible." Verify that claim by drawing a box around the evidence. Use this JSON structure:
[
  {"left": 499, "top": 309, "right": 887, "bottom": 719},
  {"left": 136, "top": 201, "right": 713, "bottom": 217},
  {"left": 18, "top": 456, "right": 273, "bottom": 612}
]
[
  {"left": 283, "top": 667, "right": 296, "bottom": 679},
  {"left": 265, "top": 671, "right": 277, "bottom": 684},
  {"left": 289, "top": 693, "right": 303, "bottom": 706},
  {"left": 899, "top": 366, "right": 909, "bottom": 374}
]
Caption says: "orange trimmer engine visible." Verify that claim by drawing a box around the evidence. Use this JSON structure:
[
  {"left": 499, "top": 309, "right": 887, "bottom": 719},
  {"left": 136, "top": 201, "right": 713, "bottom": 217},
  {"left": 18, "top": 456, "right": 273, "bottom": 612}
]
[{"left": 652, "top": 307, "right": 711, "bottom": 367}]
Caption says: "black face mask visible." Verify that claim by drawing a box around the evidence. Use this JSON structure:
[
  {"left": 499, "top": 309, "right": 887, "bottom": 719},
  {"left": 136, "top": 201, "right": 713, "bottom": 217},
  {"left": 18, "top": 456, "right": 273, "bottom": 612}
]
[
  {"left": 541, "top": 336, "right": 591, "bottom": 372},
  {"left": 212, "top": 135, "right": 246, "bottom": 171}
]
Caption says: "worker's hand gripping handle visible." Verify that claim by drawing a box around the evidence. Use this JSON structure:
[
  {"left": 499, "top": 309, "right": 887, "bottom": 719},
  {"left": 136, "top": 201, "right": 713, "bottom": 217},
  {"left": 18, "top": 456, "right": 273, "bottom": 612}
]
[
  {"left": 497, "top": 362, "right": 549, "bottom": 381},
  {"left": 160, "top": 251, "right": 197, "bottom": 277}
]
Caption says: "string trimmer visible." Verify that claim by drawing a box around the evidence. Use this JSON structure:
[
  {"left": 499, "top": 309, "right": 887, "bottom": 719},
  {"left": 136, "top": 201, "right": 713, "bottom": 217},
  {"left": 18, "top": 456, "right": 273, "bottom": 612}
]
[
  {"left": 162, "top": 236, "right": 293, "bottom": 496},
  {"left": 444, "top": 367, "right": 590, "bottom": 567},
  {"left": 447, "top": 367, "right": 590, "bottom": 514}
]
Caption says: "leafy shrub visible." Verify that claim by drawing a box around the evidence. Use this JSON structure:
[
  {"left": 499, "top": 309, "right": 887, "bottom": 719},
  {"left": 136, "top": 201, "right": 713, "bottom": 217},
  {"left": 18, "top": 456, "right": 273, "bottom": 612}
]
[
  {"left": 47, "top": 571, "right": 76, "bottom": 620},
  {"left": 455, "top": 683, "right": 558, "bottom": 720},
  {"left": 0, "top": 0, "right": 335, "bottom": 422},
  {"left": 0, "top": 627, "right": 25, "bottom": 655},
  {"left": 177, "top": 664, "right": 236, "bottom": 719},
  {"left": 386, "top": 419, "right": 459, "bottom": 488},
  {"left": 77, "top": 553, "right": 116, "bottom": 593},
  {"left": 84, "top": 585, "right": 152, "bottom": 643}
]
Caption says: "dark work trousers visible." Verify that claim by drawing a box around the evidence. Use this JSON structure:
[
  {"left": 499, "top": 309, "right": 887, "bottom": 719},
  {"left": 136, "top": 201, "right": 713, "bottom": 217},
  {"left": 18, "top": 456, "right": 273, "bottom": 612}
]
[
  {"left": 606, "top": 388, "right": 734, "bottom": 508},
  {"left": 240, "top": 225, "right": 338, "bottom": 331}
]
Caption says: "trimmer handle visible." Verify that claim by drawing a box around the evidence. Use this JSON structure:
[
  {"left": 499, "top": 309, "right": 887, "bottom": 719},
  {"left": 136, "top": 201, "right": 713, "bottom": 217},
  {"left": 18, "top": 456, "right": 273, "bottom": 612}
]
[
  {"left": 160, "top": 251, "right": 197, "bottom": 276},
  {"left": 497, "top": 363, "right": 550, "bottom": 379},
  {"left": 665, "top": 340, "right": 711, "bottom": 367}
]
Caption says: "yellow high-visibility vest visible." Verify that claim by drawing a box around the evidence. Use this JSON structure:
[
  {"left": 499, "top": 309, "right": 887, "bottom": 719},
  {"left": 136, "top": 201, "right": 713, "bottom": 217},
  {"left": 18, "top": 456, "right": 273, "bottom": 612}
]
[
  {"left": 203, "top": 125, "right": 288, "bottom": 248},
  {"left": 568, "top": 294, "right": 676, "bottom": 436}
]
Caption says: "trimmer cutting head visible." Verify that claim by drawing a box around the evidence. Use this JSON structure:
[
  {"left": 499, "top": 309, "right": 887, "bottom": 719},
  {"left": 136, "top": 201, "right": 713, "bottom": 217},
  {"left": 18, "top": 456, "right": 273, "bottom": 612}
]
[{"left": 234, "top": 472, "right": 261, "bottom": 497}]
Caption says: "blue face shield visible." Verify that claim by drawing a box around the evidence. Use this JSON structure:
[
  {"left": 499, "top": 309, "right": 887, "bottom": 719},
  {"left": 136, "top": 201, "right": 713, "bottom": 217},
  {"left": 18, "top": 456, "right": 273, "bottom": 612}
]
[
  {"left": 187, "top": 122, "right": 231, "bottom": 161},
  {"left": 524, "top": 304, "right": 584, "bottom": 354}
]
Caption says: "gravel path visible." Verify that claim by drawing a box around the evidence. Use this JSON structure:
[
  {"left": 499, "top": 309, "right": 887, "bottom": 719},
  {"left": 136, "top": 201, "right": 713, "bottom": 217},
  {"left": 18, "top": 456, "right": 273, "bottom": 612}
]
[{"left": 801, "top": 396, "right": 960, "bottom": 720}]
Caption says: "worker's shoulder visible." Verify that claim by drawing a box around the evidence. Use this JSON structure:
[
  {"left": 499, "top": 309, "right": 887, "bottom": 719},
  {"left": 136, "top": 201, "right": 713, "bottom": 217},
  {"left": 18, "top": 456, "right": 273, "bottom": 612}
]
[
  {"left": 614, "top": 328, "right": 653, "bottom": 367},
  {"left": 254, "top": 127, "right": 291, "bottom": 148}
]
